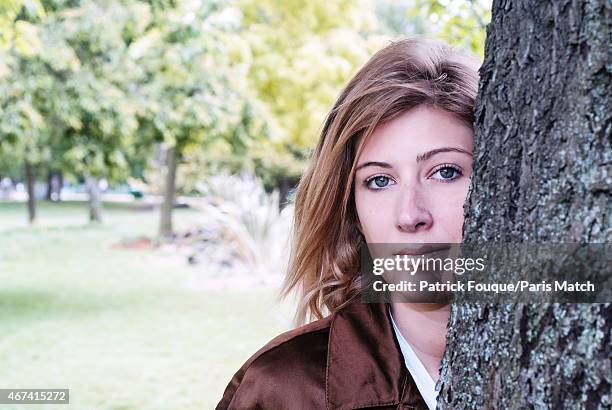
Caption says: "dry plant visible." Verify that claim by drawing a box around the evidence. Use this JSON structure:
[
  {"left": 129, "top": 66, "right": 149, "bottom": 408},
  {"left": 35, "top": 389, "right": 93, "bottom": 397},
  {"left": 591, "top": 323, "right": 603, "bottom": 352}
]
[{"left": 187, "top": 172, "right": 293, "bottom": 277}]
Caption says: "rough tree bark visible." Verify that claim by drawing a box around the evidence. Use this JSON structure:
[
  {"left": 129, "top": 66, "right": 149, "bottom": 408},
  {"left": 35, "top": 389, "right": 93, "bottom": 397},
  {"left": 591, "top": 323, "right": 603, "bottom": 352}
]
[
  {"left": 159, "top": 145, "right": 177, "bottom": 238},
  {"left": 438, "top": 0, "right": 610, "bottom": 409}
]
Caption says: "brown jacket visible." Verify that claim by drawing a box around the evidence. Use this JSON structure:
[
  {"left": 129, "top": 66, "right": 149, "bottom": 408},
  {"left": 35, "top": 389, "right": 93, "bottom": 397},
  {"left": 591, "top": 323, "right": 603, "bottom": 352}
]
[{"left": 216, "top": 301, "right": 431, "bottom": 410}]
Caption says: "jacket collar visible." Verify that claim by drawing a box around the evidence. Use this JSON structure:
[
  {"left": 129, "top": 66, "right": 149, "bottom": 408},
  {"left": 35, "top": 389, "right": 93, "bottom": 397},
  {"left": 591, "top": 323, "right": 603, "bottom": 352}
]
[{"left": 326, "top": 302, "right": 428, "bottom": 409}]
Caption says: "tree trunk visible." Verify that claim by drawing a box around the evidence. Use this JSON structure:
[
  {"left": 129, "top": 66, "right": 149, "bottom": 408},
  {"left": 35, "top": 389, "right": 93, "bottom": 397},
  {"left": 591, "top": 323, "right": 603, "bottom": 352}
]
[
  {"left": 57, "top": 171, "right": 63, "bottom": 202},
  {"left": 159, "top": 145, "right": 178, "bottom": 238},
  {"left": 438, "top": 1, "right": 610, "bottom": 409},
  {"left": 277, "top": 177, "right": 291, "bottom": 210},
  {"left": 46, "top": 170, "right": 53, "bottom": 201},
  {"left": 277, "top": 176, "right": 300, "bottom": 210},
  {"left": 46, "top": 170, "right": 63, "bottom": 202},
  {"left": 84, "top": 171, "right": 103, "bottom": 223},
  {"left": 24, "top": 161, "right": 36, "bottom": 224}
]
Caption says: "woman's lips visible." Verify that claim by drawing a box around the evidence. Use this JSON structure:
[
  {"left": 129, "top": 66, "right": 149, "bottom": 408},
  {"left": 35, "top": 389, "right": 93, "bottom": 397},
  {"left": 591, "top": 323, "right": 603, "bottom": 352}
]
[{"left": 393, "top": 245, "right": 452, "bottom": 256}]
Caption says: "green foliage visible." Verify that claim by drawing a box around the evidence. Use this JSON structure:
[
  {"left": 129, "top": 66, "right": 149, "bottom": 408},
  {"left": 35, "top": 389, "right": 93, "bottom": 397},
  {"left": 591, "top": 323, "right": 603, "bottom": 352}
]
[
  {"left": 0, "top": 0, "right": 137, "bottom": 182},
  {"left": 0, "top": 0, "right": 48, "bottom": 164},
  {"left": 0, "top": 36, "right": 51, "bottom": 171},
  {"left": 406, "top": 0, "right": 491, "bottom": 57},
  {"left": 0, "top": 0, "right": 45, "bottom": 50},
  {"left": 47, "top": 1, "right": 148, "bottom": 180},
  {"left": 129, "top": 0, "right": 271, "bottom": 193}
]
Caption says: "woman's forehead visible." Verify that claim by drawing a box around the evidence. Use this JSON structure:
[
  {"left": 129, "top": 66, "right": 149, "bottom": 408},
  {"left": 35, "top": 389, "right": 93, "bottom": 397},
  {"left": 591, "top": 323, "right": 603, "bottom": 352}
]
[{"left": 356, "top": 106, "right": 473, "bottom": 163}]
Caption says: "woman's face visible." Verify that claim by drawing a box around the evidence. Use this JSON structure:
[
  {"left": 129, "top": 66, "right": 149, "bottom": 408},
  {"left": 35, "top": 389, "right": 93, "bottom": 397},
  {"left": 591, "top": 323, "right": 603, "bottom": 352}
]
[{"left": 354, "top": 105, "right": 473, "bottom": 245}]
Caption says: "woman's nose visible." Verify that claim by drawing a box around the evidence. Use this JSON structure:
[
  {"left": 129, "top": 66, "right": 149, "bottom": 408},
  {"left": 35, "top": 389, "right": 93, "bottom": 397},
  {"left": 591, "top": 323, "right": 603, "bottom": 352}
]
[{"left": 395, "top": 185, "right": 433, "bottom": 233}]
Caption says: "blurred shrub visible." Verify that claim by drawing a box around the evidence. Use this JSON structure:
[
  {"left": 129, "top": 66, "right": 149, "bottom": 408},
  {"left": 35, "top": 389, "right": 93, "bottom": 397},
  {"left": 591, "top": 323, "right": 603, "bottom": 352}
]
[{"left": 187, "top": 173, "right": 293, "bottom": 276}]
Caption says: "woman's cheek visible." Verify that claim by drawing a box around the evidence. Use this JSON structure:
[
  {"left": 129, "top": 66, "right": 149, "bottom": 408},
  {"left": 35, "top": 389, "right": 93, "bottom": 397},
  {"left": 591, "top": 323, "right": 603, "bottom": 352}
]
[
  {"left": 357, "top": 190, "right": 392, "bottom": 243},
  {"left": 439, "top": 198, "right": 466, "bottom": 241}
]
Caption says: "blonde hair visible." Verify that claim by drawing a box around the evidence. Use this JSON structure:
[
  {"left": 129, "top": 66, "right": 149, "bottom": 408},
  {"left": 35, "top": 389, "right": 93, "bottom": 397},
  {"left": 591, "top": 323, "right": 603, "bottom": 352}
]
[{"left": 282, "top": 38, "right": 480, "bottom": 324}]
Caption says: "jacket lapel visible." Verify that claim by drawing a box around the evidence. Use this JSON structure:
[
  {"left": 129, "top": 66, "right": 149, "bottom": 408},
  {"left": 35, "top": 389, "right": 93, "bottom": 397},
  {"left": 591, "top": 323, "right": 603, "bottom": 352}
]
[{"left": 326, "top": 302, "right": 408, "bottom": 409}]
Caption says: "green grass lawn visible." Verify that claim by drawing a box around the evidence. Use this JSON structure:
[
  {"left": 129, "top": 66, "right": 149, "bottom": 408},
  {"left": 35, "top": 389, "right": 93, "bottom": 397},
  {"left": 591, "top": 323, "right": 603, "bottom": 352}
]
[{"left": 0, "top": 201, "right": 293, "bottom": 409}]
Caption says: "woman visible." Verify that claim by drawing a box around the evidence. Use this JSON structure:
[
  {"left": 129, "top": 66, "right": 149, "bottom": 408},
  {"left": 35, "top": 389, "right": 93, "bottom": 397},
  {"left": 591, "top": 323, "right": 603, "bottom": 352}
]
[{"left": 217, "top": 37, "right": 479, "bottom": 410}]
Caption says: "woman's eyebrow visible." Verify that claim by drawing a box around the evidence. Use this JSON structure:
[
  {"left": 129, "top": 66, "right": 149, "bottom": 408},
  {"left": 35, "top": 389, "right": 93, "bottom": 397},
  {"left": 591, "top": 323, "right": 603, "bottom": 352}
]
[
  {"left": 355, "top": 161, "right": 392, "bottom": 171},
  {"left": 416, "top": 147, "right": 472, "bottom": 162},
  {"left": 355, "top": 148, "right": 472, "bottom": 171}
]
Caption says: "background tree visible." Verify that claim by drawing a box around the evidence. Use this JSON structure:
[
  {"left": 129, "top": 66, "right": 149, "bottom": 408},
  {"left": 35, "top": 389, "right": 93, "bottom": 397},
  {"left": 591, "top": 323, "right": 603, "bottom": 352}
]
[
  {"left": 1, "top": 0, "right": 140, "bottom": 223},
  {"left": 438, "top": 0, "right": 610, "bottom": 408},
  {"left": 0, "top": 2, "right": 52, "bottom": 223},
  {"left": 0, "top": 0, "right": 44, "bottom": 49},
  {"left": 131, "top": 0, "right": 262, "bottom": 237},
  {"left": 0, "top": 67, "right": 46, "bottom": 223},
  {"left": 53, "top": 0, "right": 143, "bottom": 222}
]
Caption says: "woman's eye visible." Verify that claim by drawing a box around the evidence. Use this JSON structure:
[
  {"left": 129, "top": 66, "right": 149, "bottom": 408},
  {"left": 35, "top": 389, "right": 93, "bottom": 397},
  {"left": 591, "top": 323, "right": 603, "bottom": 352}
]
[
  {"left": 431, "top": 165, "right": 462, "bottom": 182},
  {"left": 365, "top": 175, "right": 394, "bottom": 190}
]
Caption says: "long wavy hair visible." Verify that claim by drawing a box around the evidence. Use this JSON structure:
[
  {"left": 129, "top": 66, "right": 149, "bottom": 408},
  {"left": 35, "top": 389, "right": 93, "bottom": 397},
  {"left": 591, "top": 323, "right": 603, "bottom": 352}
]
[{"left": 282, "top": 38, "right": 480, "bottom": 324}]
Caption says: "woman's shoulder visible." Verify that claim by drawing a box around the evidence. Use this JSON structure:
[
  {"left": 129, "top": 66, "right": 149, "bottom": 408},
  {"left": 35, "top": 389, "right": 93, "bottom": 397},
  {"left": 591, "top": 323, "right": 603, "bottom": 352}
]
[{"left": 216, "top": 314, "right": 334, "bottom": 409}]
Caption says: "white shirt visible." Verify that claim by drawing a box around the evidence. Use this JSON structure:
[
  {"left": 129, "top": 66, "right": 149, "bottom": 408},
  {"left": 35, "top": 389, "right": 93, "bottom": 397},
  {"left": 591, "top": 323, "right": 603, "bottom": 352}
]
[{"left": 389, "top": 308, "right": 438, "bottom": 410}]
